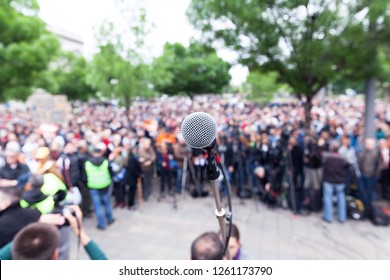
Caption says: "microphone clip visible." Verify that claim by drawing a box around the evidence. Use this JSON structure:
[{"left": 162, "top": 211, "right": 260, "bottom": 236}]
[{"left": 205, "top": 149, "right": 220, "bottom": 181}]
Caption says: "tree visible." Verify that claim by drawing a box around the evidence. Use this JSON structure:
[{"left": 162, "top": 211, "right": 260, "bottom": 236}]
[
  {"left": 187, "top": 0, "right": 358, "bottom": 129},
  {"left": 337, "top": 1, "right": 390, "bottom": 138},
  {"left": 244, "top": 71, "right": 291, "bottom": 104},
  {"left": 87, "top": 1, "right": 153, "bottom": 118},
  {"left": 377, "top": 46, "right": 390, "bottom": 99},
  {"left": 49, "top": 51, "right": 94, "bottom": 101},
  {"left": 0, "top": 0, "right": 59, "bottom": 101},
  {"left": 152, "top": 42, "right": 231, "bottom": 98}
]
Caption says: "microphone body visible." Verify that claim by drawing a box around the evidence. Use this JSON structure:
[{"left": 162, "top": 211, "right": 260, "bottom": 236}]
[
  {"left": 180, "top": 112, "right": 217, "bottom": 150},
  {"left": 181, "top": 112, "right": 232, "bottom": 260}
]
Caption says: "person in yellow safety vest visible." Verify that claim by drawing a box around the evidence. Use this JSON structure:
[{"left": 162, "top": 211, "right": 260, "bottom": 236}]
[
  {"left": 34, "top": 147, "right": 70, "bottom": 204},
  {"left": 84, "top": 142, "right": 115, "bottom": 230},
  {"left": 20, "top": 174, "right": 55, "bottom": 214}
]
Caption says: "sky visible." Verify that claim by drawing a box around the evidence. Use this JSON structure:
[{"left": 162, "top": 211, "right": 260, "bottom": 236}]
[{"left": 37, "top": 0, "right": 248, "bottom": 86}]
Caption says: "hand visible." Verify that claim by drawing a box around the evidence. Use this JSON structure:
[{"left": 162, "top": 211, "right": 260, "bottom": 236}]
[
  {"left": 63, "top": 205, "right": 91, "bottom": 246},
  {"left": 39, "top": 214, "right": 65, "bottom": 226},
  {"left": 63, "top": 205, "right": 83, "bottom": 236},
  {"left": 265, "top": 183, "right": 271, "bottom": 192}
]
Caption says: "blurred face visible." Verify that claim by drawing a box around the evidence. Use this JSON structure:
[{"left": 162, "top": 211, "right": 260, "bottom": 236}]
[
  {"left": 255, "top": 167, "right": 265, "bottom": 178},
  {"left": 5, "top": 152, "right": 18, "bottom": 165},
  {"left": 341, "top": 137, "right": 350, "bottom": 147},
  {"left": 65, "top": 143, "right": 75, "bottom": 154},
  {"left": 365, "top": 138, "right": 376, "bottom": 150},
  {"left": 229, "top": 237, "right": 240, "bottom": 259}
]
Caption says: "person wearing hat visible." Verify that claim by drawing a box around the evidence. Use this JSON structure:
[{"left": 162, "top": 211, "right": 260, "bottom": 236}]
[
  {"left": 83, "top": 142, "right": 115, "bottom": 230},
  {"left": 34, "top": 147, "right": 68, "bottom": 199},
  {"left": 0, "top": 141, "right": 30, "bottom": 190}
]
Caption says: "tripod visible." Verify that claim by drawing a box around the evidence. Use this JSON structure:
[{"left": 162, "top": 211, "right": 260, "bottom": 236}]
[
  {"left": 173, "top": 146, "right": 198, "bottom": 209},
  {"left": 283, "top": 145, "right": 298, "bottom": 215}
]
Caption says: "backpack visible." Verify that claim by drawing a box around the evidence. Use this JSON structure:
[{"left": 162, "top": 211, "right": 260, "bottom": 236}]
[
  {"left": 346, "top": 196, "right": 365, "bottom": 220},
  {"left": 370, "top": 200, "right": 390, "bottom": 226},
  {"left": 306, "top": 188, "right": 322, "bottom": 212}
]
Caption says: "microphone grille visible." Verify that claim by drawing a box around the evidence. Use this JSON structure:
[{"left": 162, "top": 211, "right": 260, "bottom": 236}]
[{"left": 181, "top": 112, "right": 217, "bottom": 149}]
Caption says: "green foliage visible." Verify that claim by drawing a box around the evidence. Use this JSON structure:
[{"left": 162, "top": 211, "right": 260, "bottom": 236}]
[
  {"left": 87, "top": 43, "right": 152, "bottom": 107},
  {"left": 188, "top": 0, "right": 348, "bottom": 97},
  {"left": 332, "top": 79, "right": 365, "bottom": 95},
  {"left": 48, "top": 51, "right": 94, "bottom": 101},
  {"left": 87, "top": 2, "right": 154, "bottom": 108},
  {"left": 377, "top": 46, "right": 390, "bottom": 98},
  {"left": 336, "top": 0, "right": 390, "bottom": 81},
  {"left": 0, "top": 0, "right": 60, "bottom": 101},
  {"left": 244, "top": 71, "right": 291, "bottom": 103},
  {"left": 187, "top": 0, "right": 390, "bottom": 127},
  {"left": 152, "top": 42, "right": 231, "bottom": 97}
]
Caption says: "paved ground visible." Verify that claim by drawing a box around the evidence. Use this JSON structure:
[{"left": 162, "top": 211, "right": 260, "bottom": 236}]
[{"left": 70, "top": 186, "right": 390, "bottom": 260}]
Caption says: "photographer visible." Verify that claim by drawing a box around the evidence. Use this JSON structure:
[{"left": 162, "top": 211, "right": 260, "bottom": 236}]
[
  {"left": 254, "top": 166, "right": 280, "bottom": 208},
  {"left": 303, "top": 134, "right": 328, "bottom": 212},
  {"left": 0, "top": 205, "right": 107, "bottom": 260}
]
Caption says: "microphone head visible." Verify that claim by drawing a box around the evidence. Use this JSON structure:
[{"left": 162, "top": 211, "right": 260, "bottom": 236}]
[{"left": 181, "top": 112, "right": 217, "bottom": 149}]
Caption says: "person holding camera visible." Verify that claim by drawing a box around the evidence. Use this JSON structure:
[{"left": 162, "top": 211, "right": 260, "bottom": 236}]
[{"left": 0, "top": 205, "right": 107, "bottom": 260}]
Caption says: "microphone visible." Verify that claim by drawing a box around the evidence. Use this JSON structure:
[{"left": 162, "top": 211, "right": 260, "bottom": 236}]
[
  {"left": 181, "top": 112, "right": 232, "bottom": 260},
  {"left": 180, "top": 112, "right": 217, "bottom": 150}
]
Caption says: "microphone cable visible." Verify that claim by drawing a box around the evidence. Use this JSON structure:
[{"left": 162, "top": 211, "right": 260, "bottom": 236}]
[{"left": 216, "top": 154, "right": 233, "bottom": 256}]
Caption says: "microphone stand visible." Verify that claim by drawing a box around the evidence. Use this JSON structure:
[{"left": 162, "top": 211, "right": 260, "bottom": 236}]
[{"left": 205, "top": 144, "right": 232, "bottom": 260}]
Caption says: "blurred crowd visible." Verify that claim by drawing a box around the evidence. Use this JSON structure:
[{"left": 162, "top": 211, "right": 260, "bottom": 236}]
[{"left": 0, "top": 94, "right": 389, "bottom": 258}]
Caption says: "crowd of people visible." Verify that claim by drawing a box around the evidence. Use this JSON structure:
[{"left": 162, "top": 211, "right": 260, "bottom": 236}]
[{"left": 0, "top": 93, "right": 389, "bottom": 259}]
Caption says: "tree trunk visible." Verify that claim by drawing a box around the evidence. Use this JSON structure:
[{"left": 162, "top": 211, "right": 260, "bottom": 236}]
[
  {"left": 303, "top": 96, "right": 313, "bottom": 133},
  {"left": 364, "top": 78, "right": 376, "bottom": 139},
  {"left": 188, "top": 93, "right": 195, "bottom": 110}
]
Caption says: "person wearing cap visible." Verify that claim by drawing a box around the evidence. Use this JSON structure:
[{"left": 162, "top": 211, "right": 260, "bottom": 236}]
[
  {"left": 34, "top": 147, "right": 68, "bottom": 200},
  {"left": 83, "top": 142, "right": 115, "bottom": 230},
  {"left": 0, "top": 141, "right": 30, "bottom": 190}
]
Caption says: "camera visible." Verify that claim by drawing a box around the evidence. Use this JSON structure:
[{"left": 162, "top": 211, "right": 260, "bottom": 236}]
[
  {"left": 52, "top": 190, "right": 77, "bottom": 227},
  {"left": 52, "top": 206, "right": 77, "bottom": 227}
]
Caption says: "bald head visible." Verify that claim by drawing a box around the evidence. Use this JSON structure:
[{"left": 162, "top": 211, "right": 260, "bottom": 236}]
[{"left": 191, "top": 232, "right": 224, "bottom": 260}]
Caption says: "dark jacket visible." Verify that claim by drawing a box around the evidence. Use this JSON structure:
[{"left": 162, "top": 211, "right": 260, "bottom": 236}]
[
  {"left": 290, "top": 144, "right": 304, "bottom": 173},
  {"left": 323, "top": 153, "right": 349, "bottom": 184},
  {"left": 124, "top": 154, "right": 142, "bottom": 186},
  {"left": 58, "top": 153, "right": 82, "bottom": 187},
  {"left": 359, "top": 149, "right": 381, "bottom": 178},
  {"left": 0, "top": 163, "right": 30, "bottom": 189},
  {"left": 304, "top": 142, "right": 323, "bottom": 169},
  {"left": 0, "top": 203, "right": 40, "bottom": 248}
]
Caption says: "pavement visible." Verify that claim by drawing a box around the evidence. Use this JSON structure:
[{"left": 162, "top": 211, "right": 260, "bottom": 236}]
[{"left": 70, "top": 185, "right": 390, "bottom": 260}]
